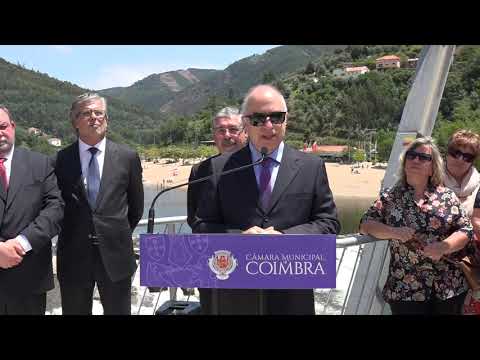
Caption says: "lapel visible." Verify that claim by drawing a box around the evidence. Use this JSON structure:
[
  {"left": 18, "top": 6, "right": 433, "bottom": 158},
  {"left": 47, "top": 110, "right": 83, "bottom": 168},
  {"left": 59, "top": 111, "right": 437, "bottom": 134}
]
[
  {"left": 5, "top": 148, "right": 29, "bottom": 211},
  {"left": 264, "top": 144, "right": 301, "bottom": 214},
  {"left": 69, "top": 141, "right": 89, "bottom": 204},
  {"left": 227, "top": 146, "right": 259, "bottom": 204},
  {"left": 93, "top": 139, "right": 116, "bottom": 211}
]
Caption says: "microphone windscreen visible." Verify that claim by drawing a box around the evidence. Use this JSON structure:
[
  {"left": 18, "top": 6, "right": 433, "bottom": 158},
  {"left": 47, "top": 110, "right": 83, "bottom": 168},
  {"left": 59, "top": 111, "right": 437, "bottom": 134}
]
[{"left": 260, "top": 147, "right": 268, "bottom": 157}]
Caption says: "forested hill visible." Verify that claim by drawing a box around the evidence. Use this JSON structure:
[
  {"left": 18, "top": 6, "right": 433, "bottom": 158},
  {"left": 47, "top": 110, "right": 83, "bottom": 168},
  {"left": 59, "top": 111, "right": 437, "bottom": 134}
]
[{"left": 0, "top": 57, "right": 166, "bottom": 153}]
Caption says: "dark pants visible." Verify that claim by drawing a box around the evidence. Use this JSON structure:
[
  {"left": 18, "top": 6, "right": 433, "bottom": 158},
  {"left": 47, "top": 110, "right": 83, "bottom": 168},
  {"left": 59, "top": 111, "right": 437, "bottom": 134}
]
[
  {"left": 60, "top": 247, "right": 131, "bottom": 315},
  {"left": 0, "top": 293, "right": 46, "bottom": 315},
  {"left": 389, "top": 292, "right": 467, "bottom": 315}
]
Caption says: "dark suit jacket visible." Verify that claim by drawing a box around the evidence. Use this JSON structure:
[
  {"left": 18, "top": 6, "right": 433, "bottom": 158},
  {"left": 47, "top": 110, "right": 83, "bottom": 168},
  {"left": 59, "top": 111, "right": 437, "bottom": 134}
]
[
  {"left": 186, "top": 154, "right": 219, "bottom": 229},
  {"left": 192, "top": 144, "right": 340, "bottom": 314},
  {"left": 54, "top": 139, "right": 144, "bottom": 284},
  {"left": 0, "top": 147, "right": 64, "bottom": 295}
]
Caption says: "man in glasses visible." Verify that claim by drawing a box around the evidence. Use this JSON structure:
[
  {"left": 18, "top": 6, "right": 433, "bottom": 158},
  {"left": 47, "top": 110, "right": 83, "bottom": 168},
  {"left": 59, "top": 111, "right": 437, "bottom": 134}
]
[
  {"left": 0, "top": 105, "right": 64, "bottom": 315},
  {"left": 192, "top": 85, "right": 340, "bottom": 314},
  {"left": 187, "top": 107, "right": 247, "bottom": 312},
  {"left": 54, "top": 93, "right": 144, "bottom": 315},
  {"left": 187, "top": 106, "right": 247, "bottom": 228}
]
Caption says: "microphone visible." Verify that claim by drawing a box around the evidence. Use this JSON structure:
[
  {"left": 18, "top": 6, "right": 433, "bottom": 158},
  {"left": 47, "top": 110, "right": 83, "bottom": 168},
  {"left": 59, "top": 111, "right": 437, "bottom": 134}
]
[{"left": 147, "top": 146, "right": 269, "bottom": 233}]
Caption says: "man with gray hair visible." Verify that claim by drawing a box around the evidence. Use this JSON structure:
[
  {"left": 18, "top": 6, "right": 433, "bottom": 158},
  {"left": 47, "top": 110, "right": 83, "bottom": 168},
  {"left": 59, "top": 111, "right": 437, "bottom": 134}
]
[
  {"left": 187, "top": 106, "right": 247, "bottom": 313},
  {"left": 54, "top": 93, "right": 144, "bottom": 315},
  {"left": 187, "top": 106, "right": 247, "bottom": 227},
  {"left": 193, "top": 85, "right": 340, "bottom": 314},
  {"left": 0, "top": 105, "right": 64, "bottom": 314}
]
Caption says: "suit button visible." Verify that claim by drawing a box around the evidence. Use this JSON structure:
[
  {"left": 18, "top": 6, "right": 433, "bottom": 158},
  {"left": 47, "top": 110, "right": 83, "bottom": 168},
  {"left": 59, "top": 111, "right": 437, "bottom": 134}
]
[{"left": 263, "top": 217, "right": 269, "bottom": 222}]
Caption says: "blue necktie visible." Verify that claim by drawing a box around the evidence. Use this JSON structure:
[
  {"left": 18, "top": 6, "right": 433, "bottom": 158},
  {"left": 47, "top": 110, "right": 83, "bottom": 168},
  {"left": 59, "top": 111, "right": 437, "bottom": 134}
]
[{"left": 87, "top": 147, "right": 100, "bottom": 208}]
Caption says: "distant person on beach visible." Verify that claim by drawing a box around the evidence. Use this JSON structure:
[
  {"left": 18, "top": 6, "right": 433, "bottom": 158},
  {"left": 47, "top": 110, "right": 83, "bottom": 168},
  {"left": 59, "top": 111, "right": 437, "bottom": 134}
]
[
  {"left": 54, "top": 93, "right": 144, "bottom": 315},
  {"left": 187, "top": 106, "right": 247, "bottom": 228},
  {"left": 0, "top": 105, "right": 64, "bottom": 315},
  {"left": 360, "top": 137, "right": 474, "bottom": 315},
  {"left": 192, "top": 85, "right": 340, "bottom": 314},
  {"left": 442, "top": 130, "right": 480, "bottom": 314}
]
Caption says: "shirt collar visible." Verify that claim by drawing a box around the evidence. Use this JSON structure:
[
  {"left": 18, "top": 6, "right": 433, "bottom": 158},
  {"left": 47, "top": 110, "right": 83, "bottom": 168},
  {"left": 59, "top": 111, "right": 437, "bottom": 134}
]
[
  {"left": 79, "top": 137, "right": 106, "bottom": 154},
  {"left": 249, "top": 141, "right": 284, "bottom": 164}
]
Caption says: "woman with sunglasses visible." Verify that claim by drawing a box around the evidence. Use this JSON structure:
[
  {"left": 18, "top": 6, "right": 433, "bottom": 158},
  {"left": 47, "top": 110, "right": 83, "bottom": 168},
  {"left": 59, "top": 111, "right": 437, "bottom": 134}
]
[
  {"left": 359, "top": 137, "right": 473, "bottom": 315},
  {"left": 443, "top": 130, "right": 480, "bottom": 314}
]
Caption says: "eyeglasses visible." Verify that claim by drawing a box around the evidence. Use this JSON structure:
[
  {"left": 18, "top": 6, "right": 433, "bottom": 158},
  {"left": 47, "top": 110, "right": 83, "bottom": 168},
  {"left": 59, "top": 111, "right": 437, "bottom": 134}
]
[
  {"left": 405, "top": 150, "right": 433, "bottom": 162},
  {"left": 78, "top": 109, "right": 106, "bottom": 118},
  {"left": 448, "top": 148, "right": 475, "bottom": 163},
  {"left": 243, "top": 112, "right": 286, "bottom": 127},
  {"left": 214, "top": 127, "right": 243, "bottom": 136}
]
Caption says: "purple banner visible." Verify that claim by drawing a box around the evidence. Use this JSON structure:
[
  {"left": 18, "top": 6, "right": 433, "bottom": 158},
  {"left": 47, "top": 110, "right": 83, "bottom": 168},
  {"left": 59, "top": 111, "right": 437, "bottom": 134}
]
[{"left": 140, "top": 233, "right": 336, "bottom": 289}]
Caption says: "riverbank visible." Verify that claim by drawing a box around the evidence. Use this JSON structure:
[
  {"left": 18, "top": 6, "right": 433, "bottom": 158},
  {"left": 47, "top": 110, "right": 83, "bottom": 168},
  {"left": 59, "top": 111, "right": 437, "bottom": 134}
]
[{"left": 142, "top": 159, "right": 385, "bottom": 199}]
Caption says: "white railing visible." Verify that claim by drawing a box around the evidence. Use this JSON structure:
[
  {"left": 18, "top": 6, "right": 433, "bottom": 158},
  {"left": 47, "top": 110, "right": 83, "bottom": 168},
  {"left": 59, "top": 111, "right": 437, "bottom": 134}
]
[{"left": 132, "top": 216, "right": 388, "bottom": 315}]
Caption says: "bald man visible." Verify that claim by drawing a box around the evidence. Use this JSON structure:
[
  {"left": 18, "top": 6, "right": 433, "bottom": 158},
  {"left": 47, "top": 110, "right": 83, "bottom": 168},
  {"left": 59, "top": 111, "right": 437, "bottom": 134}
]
[{"left": 192, "top": 85, "right": 340, "bottom": 315}]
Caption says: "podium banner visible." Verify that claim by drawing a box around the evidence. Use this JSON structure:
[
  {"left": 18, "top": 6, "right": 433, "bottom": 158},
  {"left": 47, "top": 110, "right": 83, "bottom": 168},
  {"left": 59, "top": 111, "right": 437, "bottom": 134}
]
[{"left": 140, "top": 233, "right": 335, "bottom": 289}]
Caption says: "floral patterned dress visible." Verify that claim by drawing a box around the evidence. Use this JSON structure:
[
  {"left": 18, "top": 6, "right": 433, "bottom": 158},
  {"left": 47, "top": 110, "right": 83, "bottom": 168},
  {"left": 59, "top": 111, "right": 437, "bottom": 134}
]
[{"left": 360, "top": 183, "right": 473, "bottom": 303}]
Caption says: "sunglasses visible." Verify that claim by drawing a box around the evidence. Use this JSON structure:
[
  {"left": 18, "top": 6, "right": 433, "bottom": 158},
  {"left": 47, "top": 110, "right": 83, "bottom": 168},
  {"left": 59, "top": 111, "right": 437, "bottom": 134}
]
[
  {"left": 405, "top": 150, "right": 433, "bottom": 162},
  {"left": 243, "top": 112, "right": 286, "bottom": 126},
  {"left": 448, "top": 149, "right": 475, "bottom": 163}
]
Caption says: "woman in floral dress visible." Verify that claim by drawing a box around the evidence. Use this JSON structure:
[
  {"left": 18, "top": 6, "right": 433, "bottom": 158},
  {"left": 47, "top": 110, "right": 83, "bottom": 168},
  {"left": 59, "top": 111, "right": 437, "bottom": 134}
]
[{"left": 360, "top": 137, "right": 473, "bottom": 315}]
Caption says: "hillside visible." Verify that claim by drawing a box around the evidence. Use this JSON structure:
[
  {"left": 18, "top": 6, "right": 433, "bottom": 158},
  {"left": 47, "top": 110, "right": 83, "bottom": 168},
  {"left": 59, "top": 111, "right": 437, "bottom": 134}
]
[
  {"left": 0, "top": 57, "right": 166, "bottom": 148},
  {"left": 99, "top": 68, "right": 220, "bottom": 113},
  {"left": 160, "top": 45, "right": 347, "bottom": 116}
]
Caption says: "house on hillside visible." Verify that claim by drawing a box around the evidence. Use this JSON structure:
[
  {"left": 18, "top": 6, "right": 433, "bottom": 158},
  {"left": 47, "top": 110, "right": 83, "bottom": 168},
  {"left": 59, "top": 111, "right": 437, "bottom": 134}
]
[
  {"left": 333, "top": 66, "right": 370, "bottom": 79},
  {"left": 47, "top": 138, "right": 62, "bottom": 147},
  {"left": 376, "top": 55, "right": 401, "bottom": 70},
  {"left": 345, "top": 66, "right": 370, "bottom": 77}
]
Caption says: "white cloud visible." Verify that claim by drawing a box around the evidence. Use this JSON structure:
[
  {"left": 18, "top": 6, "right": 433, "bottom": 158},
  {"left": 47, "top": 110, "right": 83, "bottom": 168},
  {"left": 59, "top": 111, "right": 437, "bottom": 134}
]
[
  {"left": 48, "top": 45, "right": 73, "bottom": 54},
  {"left": 88, "top": 63, "right": 222, "bottom": 90}
]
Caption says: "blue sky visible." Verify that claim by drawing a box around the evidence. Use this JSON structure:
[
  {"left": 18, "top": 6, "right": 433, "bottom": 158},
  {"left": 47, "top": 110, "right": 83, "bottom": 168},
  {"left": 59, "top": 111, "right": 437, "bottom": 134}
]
[{"left": 0, "top": 45, "right": 279, "bottom": 90}]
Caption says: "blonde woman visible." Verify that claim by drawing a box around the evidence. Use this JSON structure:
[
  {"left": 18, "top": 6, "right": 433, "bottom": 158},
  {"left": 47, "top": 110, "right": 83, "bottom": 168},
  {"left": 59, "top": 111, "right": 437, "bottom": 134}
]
[{"left": 360, "top": 137, "right": 473, "bottom": 315}]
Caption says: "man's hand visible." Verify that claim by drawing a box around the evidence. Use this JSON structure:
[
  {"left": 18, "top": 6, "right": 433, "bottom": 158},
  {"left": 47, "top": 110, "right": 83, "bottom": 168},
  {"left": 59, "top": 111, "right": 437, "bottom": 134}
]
[
  {"left": 392, "top": 227, "right": 415, "bottom": 243},
  {"left": 423, "top": 242, "right": 449, "bottom": 261},
  {"left": 263, "top": 227, "right": 282, "bottom": 235},
  {"left": 242, "top": 226, "right": 283, "bottom": 235},
  {"left": 0, "top": 241, "right": 24, "bottom": 269},
  {"left": 5, "top": 239, "right": 26, "bottom": 256}
]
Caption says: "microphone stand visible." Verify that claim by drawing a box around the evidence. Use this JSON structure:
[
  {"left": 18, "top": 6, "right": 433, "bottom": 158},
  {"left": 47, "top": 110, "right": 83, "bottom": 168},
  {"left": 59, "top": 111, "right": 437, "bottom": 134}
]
[{"left": 146, "top": 149, "right": 268, "bottom": 315}]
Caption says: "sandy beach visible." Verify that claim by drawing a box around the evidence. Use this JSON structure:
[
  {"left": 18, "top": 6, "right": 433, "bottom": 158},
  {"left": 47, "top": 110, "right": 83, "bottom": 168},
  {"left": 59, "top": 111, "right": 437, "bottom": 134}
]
[{"left": 142, "top": 159, "right": 385, "bottom": 199}]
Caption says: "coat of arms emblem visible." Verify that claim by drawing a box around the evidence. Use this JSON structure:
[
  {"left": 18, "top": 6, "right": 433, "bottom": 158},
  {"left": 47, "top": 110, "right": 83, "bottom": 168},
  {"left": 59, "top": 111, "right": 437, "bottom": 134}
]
[{"left": 208, "top": 250, "right": 237, "bottom": 280}]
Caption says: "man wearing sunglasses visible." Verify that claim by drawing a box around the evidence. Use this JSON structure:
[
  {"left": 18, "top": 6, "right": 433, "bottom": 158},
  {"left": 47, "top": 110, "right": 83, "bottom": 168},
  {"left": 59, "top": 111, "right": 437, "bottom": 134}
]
[{"left": 192, "top": 85, "right": 340, "bottom": 315}]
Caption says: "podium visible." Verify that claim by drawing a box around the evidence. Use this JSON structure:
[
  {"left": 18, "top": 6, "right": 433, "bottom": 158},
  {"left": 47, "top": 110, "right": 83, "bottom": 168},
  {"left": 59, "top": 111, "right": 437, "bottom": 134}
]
[{"left": 140, "top": 233, "right": 336, "bottom": 315}]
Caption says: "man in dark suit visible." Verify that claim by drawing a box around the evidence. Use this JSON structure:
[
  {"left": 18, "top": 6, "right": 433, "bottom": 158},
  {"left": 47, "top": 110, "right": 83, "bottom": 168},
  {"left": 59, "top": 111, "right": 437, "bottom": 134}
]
[
  {"left": 0, "top": 105, "right": 64, "bottom": 315},
  {"left": 187, "top": 106, "right": 247, "bottom": 227},
  {"left": 54, "top": 93, "right": 144, "bottom": 315},
  {"left": 192, "top": 85, "right": 340, "bottom": 315},
  {"left": 187, "top": 106, "right": 247, "bottom": 313}
]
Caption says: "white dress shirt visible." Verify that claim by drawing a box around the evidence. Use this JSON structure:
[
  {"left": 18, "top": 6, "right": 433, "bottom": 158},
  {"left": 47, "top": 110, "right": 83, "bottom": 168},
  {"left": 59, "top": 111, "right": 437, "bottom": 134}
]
[{"left": 78, "top": 137, "right": 106, "bottom": 189}]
